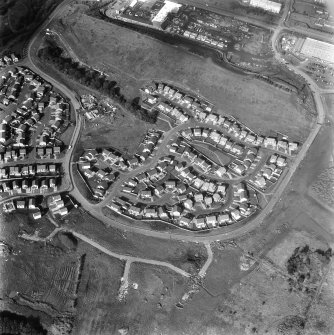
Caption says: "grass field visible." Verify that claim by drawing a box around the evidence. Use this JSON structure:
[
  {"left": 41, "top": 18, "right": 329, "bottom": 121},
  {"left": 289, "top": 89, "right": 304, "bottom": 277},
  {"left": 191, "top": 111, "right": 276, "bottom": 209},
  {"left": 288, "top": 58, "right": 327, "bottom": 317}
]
[
  {"left": 53, "top": 11, "right": 313, "bottom": 140},
  {"left": 80, "top": 109, "right": 151, "bottom": 155},
  {"left": 73, "top": 245, "right": 124, "bottom": 335},
  {"left": 63, "top": 208, "right": 208, "bottom": 270}
]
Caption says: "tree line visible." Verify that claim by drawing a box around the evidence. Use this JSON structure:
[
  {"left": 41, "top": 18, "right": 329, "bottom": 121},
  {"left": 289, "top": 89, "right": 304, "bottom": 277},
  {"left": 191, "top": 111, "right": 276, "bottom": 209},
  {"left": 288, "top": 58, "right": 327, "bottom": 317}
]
[
  {"left": 38, "top": 41, "right": 158, "bottom": 123},
  {"left": 0, "top": 311, "right": 47, "bottom": 335}
]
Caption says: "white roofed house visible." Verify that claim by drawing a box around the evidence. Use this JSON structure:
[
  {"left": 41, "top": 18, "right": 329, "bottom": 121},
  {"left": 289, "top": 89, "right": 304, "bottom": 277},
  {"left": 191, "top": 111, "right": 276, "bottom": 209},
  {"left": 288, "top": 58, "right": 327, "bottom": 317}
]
[
  {"left": 140, "top": 190, "right": 153, "bottom": 200},
  {"left": 58, "top": 207, "right": 68, "bottom": 216},
  {"left": 33, "top": 210, "right": 42, "bottom": 220},
  {"left": 144, "top": 207, "right": 157, "bottom": 218},
  {"left": 215, "top": 166, "right": 227, "bottom": 178},
  {"left": 28, "top": 198, "right": 36, "bottom": 209},
  {"left": 254, "top": 175, "right": 266, "bottom": 188},
  {"left": 129, "top": 205, "right": 142, "bottom": 216},
  {"left": 171, "top": 205, "right": 182, "bottom": 218},
  {"left": 194, "top": 193, "right": 204, "bottom": 203},
  {"left": 288, "top": 142, "right": 298, "bottom": 153},
  {"left": 179, "top": 216, "right": 192, "bottom": 228},
  {"left": 231, "top": 208, "right": 242, "bottom": 221},
  {"left": 40, "top": 179, "right": 49, "bottom": 192},
  {"left": 0, "top": 169, "right": 7, "bottom": 179},
  {"left": 158, "top": 206, "right": 169, "bottom": 219},
  {"left": 193, "top": 217, "right": 206, "bottom": 230},
  {"left": 22, "top": 179, "right": 30, "bottom": 191},
  {"left": 263, "top": 137, "right": 277, "bottom": 149},
  {"left": 217, "top": 213, "right": 230, "bottom": 225},
  {"left": 184, "top": 199, "right": 194, "bottom": 210},
  {"left": 107, "top": 202, "right": 121, "bottom": 213},
  {"left": 205, "top": 114, "right": 218, "bottom": 125},
  {"left": 206, "top": 215, "right": 217, "bottom": 228}
]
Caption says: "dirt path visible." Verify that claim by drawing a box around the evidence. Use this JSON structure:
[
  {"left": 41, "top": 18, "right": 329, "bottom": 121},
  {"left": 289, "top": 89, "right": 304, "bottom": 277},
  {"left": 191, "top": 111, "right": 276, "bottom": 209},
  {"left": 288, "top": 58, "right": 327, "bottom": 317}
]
[
  {"left": 198, "top": 242, "right": 213, "bottom": 277},
  {"left": 71, "top": 231, "right": 192, "bottom": 278}
]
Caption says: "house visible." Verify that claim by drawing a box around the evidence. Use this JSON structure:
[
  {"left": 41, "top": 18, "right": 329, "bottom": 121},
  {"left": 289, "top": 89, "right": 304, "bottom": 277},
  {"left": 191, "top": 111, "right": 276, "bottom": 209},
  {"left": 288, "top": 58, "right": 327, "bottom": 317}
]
[
  {"left": 263, "top": 137, "right": 277, "bottom": 148},
  {"left": 140, "top": 190, "right": 152, "bottom": 199},
  {"left": 22, "top": 179, "right": 29, "bottom": 190},
  {"left": 171, "top": 205, "right": 182, "bottom": 217},
  {"left": 276, "top": 157, "right": 286, "bottom": 167},
  {"left": 177, "top": 183, "right": 187, "bottom": 194},
  {"left": 58, "top": 207, "right": 68, "bottom": 216},
  {"left": 218, "top": 136, "right": 227, "bottom": 148},
  {"left": 46, "top": 164, "right": 55, "bottom": 174},
  {"left": 213, "top": 193, "right": 221, "bottom": 203},
  {"left": 84, "top": 169, "right": 95, "bottom": 179},
  {"left": 30, "top": 180, "right": 38, "bottom": 191},
  {"left": 194, "top": 193, "right": 204, "bottom": 203},
  {"left": 127, "top": 179, "right": 138, "bottom": 187},
  {"left": 184, "top": 199, "right": 194, "bottom": 210},
  {"left": 165, "top": 180, "right": 176, "bottom": 190},
  {"left": 28, "top": 198, "right": 36, "bottom": 209},
  {"left": 231, "top": 209, "right": 241, "bottom": 221},
  {"left": 146, "top": 168, "right": 159, "bottom": 180},
  {"left": 93, "top": 188, "right": 105, "bottom": 198},
  {"left": 53, "top": 147, "right": 61, "bottom": 156},
  {"left": 136, "top": 173, "right": 147, "bottom": 183},
  {"left": 128, "top": 205, "right": 142, "bottom": 216},
  {"left": 289, "top": 142, "right": 298, "bottom": 152},
  {"left": 80, "top": 162, "right": 91, "bottom": 170},
  {"left": 154, "top": 185, "right": 164, "bottom": 197},
  {"left": 32, "top": 210, "right": 42, "bottom": 220},
  {"left": 16, "top": 200, "right": 25, "bottom": 209},
  {"left": 0, "top": 168, "right": 7, "bottom": 179},
  {"left": 179, "top": 216, "right": 191, "bottom": 227},
  {"left": 27, "top": 166, "right": 35, "bottom": 176},
  {"left": 144, "top": 207, "right": 157, "bottom": 218},
  {"left": 178, "top": 194, "right": 188, "bottom": 202},
  {"left": 127, "top": 157, "right": 139, "bottom": 168},
  {"left": 158, "top": 207, "right": 169, "bottom": 219},
  {"left": 37, "top": 148, "right": 44, "bottom": 157},
  {"left": 36, "top": 164, "right": 47, "bottom": 174},
  {"left": 107, "top": 202, "right": 121, "bottom": 213},
  {"left": 96, "top": 169, "right": 107, "bottom": 179},
  {"left": 215, "top": 166, "right": 227, "bottom": 178},
  {"left": 122, "top": 186, "right": 133, "bottom": 194},
  {"left": 217, "top": 184, "right": 227, "bottom": 195},
  {"left": 193, "top": 217, "right": 206, "bottom": 229},
  {"left": 19, "top": 148, "right": 27, "bottom": 158},
  {"left": 204, "top": 196, "right": 213, "bottom": 207},
  {"left": 40, "top": 179, "right": 48, "bottom": 191},
  {"left": 51, "top": 194, "right": 62, "bottom": 203},
  {"left": 217, "top": 214, "right": 230, "bottom": 225},
  {"left": 206, "top": 215, "right": 217, "bottom": 228}
]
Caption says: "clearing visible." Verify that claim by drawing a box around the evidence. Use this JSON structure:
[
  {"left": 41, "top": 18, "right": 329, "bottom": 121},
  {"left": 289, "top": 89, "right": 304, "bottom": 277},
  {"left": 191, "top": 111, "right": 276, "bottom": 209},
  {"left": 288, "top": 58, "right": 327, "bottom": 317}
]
[{"left": 50, "top": 10, "right": 313, "bottom": 140}]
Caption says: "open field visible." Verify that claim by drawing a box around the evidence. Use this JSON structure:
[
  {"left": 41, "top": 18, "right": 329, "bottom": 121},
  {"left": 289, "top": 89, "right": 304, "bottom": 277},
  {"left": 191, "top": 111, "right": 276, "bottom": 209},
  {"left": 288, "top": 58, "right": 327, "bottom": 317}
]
[
  {"left": 51, "top": 11, "right": 314, "bottom": 140},
  {"left": 79, "top": 109, "right": 151, "bottom": 155},
  {"left": 63, "top": 208, "right": 208, "bottom": 271},
  {"left": 72, "top": 244, "right": 124, "bottom": 335},
  {"left": 0, "top": 214, "right": 83, "bottom": 326}
]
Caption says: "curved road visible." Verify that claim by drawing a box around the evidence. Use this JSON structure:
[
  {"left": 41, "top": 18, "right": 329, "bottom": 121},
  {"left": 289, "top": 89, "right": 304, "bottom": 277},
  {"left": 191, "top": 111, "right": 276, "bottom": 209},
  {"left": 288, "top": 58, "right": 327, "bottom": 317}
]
[{"left": 24, "top": 0, "right": 330, "bottom": 243}]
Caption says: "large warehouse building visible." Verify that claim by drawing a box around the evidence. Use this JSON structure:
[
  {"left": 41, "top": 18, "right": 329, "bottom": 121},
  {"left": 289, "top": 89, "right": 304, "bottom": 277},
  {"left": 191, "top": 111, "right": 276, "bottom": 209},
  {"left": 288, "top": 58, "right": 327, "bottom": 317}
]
[
  {"left": 243, "top": 0, "right": 282, "bottom": 13},
  {"left": 152, "top": 0, "right": 181, "bottom": 28},
  {"left": 300, "top": 38, "right": 334, "bottom": 64}
]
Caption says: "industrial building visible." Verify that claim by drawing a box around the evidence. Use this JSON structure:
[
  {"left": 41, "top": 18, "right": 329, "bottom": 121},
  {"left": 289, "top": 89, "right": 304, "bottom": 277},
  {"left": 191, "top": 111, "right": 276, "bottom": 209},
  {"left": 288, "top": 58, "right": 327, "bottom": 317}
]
[
  {"left": 243, "top": 0, "right": 282, "bottom": 14},
  {"left": 152, "top": 0, "right": 181, "bottom": 28},
  {"left": 299, "top": 38, "right": 334, "bottom": 64}
]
